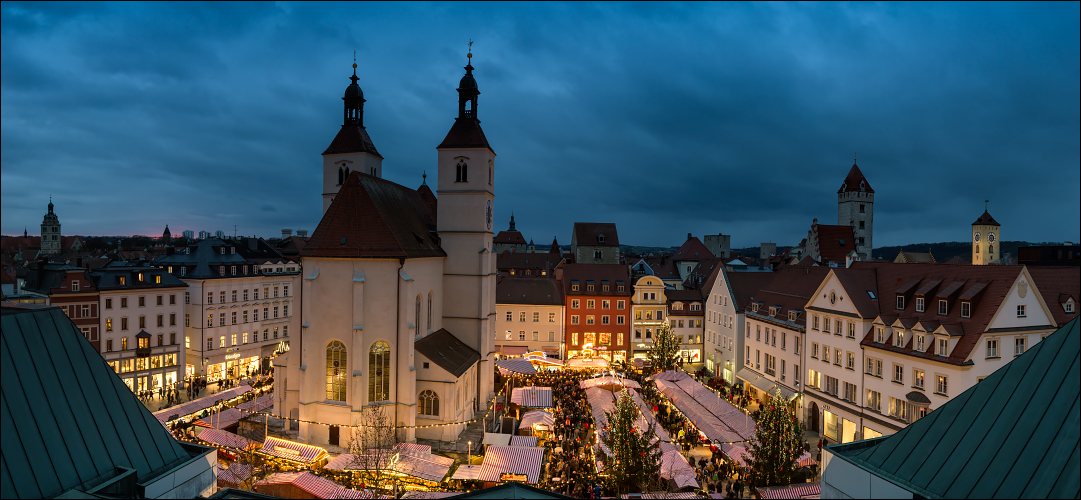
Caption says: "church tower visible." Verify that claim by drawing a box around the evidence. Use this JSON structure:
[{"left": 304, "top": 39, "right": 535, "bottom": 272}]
[
  {"left": 437, "top": 49, "right": 497, "bottom": 403},
  {"left": 837, "top": 160, "right": 874, "bottom": 260},
  {"left": 40, "top": 198, "right": 61, "bottom": 255},
  {"left": 321, "top": 61, "right": 383, "bottom": 215},
  {"left": 972, "top": 207, "right": 1001, "bottom": 265}
]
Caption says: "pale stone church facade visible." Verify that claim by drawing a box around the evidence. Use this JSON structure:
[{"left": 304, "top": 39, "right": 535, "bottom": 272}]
[{"left": 276, "top": 56, "right": 496, "bottom": 446}]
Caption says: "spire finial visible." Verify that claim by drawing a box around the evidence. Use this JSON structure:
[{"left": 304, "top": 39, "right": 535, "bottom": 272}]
[
  {"left": 985, "top": 199, "right": 989, "bottom": 211},
  {"left": 467, "top": 39, "right": 473, "bottom": 62},
  {"left": 854, "top": 151, "right": 857, "bottom": 164},
  {"left": 422, "top": 171, "right": 427, "bottom": 186}
]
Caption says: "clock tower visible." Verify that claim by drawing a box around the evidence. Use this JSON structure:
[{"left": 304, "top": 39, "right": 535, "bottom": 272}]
[
  {"left": 437, "top": 50, "right": 497, "bottom": 402},
  {"left": 972, "top": 207, "right": 1001, "bottom": 265}
]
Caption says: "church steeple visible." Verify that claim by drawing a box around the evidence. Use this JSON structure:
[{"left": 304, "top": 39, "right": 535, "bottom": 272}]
[
  {"left": 343, "top": 59, "right": 365, "bottom": 126},
  {"left": 508, "top": 212, "right": 516, "bottom": 231},
  {"left": 457, "top": 42, "right": 479, "bottom": 120}
]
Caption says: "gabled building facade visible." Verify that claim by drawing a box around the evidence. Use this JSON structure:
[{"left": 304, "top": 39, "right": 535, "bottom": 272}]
[
  {"left": 559, "top": 263, "right": 632, "bottom": 362},
  {"left": 570, "top": 222, "right": 620, "bottom": 265},
  {"left": 496, "top": 277, "right": 565, "bottom": 359}
]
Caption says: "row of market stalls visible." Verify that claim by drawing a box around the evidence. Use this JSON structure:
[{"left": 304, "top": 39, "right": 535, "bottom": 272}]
[
  {"left": 153, "top": 384, "right": 256, "bottom": 428},
  {"left": 325, "top": 443, "right": 456, "bottom": 490},
  {"left": 581, "top": 381, "right": 698, "bottom": 491}
]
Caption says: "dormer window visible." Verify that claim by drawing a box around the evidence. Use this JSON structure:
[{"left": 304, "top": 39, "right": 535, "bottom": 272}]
[
  {"left": 788, "top": 311, "right": 799, "bottom": 322},
  {"left": 1064, "top": 299, "right": 1074, "bottom": 313},
  {"left": 961, "top": 301, "right": 971, "bottom": 318},
  {"left": 936, "top": 338, "right": 948, "bottom": 357},
  {"left": 154, "top": 275, "right": 161, "bottom": 284},
  {"left": 586, "top": 281, "right": 595, "bottom": 292},
  {"left": 137, "top": 273, "right": 144, "bottom": 282},
  {"left": 769, "top": 307, "right": 778, "bottom": 317},
  {"left": 598, "top": 234, "right": 605, "bottom": 244},
  {"left": 230, "top": 247, "right": 235, "bottom": 254},
  {"left": 895, "top": 331, "right": 906, "bottom": 348},
  {"left": 673, "top": 302, "right": 683, "bottom": 311},
  {"left": 876, "top": 327, "right": 884, "bottom": 343},
  {"left": 690, "top": 303, "right": 701, "bottom": 312},
  {"left": 571, "top": 281, "right": 580, "bottom": 292},
  {"left": 220, "top": 247, "right": 225, "bottom": 255},
  {"left": 915, "top": 297, "right": 925, "bottom": 313},
  {"left": 602, "top": 281, "right": 610, "bottom": 292},
  {"left": 617, "top": 282, "right": 625, "bottom": 292},
  {"left": 118, "top": 276, "right": 126, "bottom": 286},
  {"left": 752, "top": 303, "right": 760, "bottom": 313},
  {"left": 896, "top": 295, "right": 905, "bottom": 310},
  {"left": 938, "top": 299, "right": 948, "bottom": 315},
  {"left": 219, "top": 265, "right": 225, "bottom": 275}
]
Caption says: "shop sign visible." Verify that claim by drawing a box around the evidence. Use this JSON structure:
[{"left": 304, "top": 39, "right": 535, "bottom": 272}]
[
  {"left": 225, "top": 353, "right": 242, "bottom": 360},
  {"left": 495, "top": 403, "right": 503, "bottom": 412},
  {"left": 227, "top": 347, "right": 240, "bottom": 352},
  {"left": 500, "top": 473, "right": 528, "bottom": 482},
  {"left": 273, "top": 446, "right": 301, "bottom": 458}
]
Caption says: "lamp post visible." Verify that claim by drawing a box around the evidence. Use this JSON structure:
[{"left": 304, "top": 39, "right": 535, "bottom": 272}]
[{"left": 467, "top": 440, "right": 472, "bottom": 465}]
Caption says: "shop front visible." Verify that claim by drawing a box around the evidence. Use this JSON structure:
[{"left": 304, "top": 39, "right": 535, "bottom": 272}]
[
  {"left": 678, "top": 346, "right": 702, "bottom": 363},
  {"left": 823, "top": 410, "right": 859, "bottom": 444}
]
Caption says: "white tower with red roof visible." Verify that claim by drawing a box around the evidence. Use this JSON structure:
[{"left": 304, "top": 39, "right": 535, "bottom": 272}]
[{"left": 837, "top": 160, "right": 874, "bottom": 260}]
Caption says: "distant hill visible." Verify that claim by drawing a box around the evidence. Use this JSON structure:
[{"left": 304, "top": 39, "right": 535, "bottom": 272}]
[{"left": 872, "top": 241, "right": 1060, "bottom": 263}]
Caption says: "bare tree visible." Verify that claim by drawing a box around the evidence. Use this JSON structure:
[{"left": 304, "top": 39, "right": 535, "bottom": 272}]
[{"left": 344, "top": 404, "right": 401, "bottom": 493}]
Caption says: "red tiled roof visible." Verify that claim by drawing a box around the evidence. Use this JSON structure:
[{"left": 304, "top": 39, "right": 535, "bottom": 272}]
[
  {"left": 497, "top": 278, "right": 564, "bottom": 305},
  {"left": 726, "top": 272, "right": 777, "bottom": 312},
  {"left": 494, "top": 230, "right": 527, "bottom": 245},
  {"left": 671, "top": 236, "right": 715, "bottom": 261},
  {"left": 302, "top": 172, "right": 444, "bottom": 259},
  {"left": 561, "top": 263, "right": 631, "bottom": 296},
  {"left": 813, "top": 224, "right": 857, "bottom": 264},
  {"left": 972, "top": 210, "right": 1000, "bottom": 226},
  {"left": 573, "top": 222, "right": 619, "bottom": 247},
  {"left": 1027, "top": 266, "right": 1081, "bottom": 326},
  {"left": 837, "top": 163, "right": 874, "bottom": 193},
  {"left": 323, "top": 125, "right": 382, "bottom": 157},
  {"left": 747, "top": 266, "right": 832, "bottom": 328},
  {"left": 437, "top": 118, "right": 493, "bottom": 152},
  {"left": 497, "top": 252, "right": 562, "bottom": 274}
]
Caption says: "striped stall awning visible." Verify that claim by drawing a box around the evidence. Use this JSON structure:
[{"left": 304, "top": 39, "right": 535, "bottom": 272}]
[
  {"left": 154, "top": 385, "right": 254, "bottom": 423},
  {"left": 580, "top": 376, "right": 641, "bottom": 390},
  {"left": 509, "top": 435, "right": 539, "bottom": 447},
  {"left": 495, "top": 358, "right": 537, "bottom": 375},
  {"left": 255, "top": 471, "right": 373, "bottom": 499},
  {"left": 450, "top": 464, "right": 482, "bottom": 481},
  {"left": 758, "top": 482, "right": 821, "bottom": 499},
  {"left": 659, "top": 449, "right": 699, "bottom": 490},
  {"left": 196, "top": 428, "right": 255, "bottom": 450},
  {"left": 510, "top": 387, "right": 553, "bottom": 408},
  {"left": 477, "top": 445, "right": 545, "bottom": 484},
  {"left": 797, "top": 450, "right": 817, "bottom": 467},
  {"left": 648, "top": 370, "right": 691, "bottom": 382},
  {"left": 216, "top": 462, "right": 254, "bottom": 485},
  {"left": 260, "top": 436, "right": 328, "bottom": 464},
  {"left": 519, "top": 410, "right": 555, "bottom": 429}
]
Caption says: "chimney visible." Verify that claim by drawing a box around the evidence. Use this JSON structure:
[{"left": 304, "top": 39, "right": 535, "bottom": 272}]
[
  {"left": 282, "top": 229, "right": 293, "bottom": 239},
  {"left": 297, "top": 230, "right": 308, "bottom": 238},
  {"left": 687, "top": 233, "right": 692, "bottom": 241}
]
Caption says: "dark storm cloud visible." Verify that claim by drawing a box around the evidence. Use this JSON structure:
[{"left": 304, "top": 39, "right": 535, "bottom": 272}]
[{"left": 2, "top": 2, "right": 1078, "bottom": 248}]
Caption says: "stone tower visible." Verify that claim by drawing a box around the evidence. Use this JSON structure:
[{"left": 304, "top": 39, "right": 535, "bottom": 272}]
[
  {"left": 837, "top": 161, "right": 874, "bottom": 260},
  {"left": 40, "top": 198, "right": 61, "bottom": 255},
  {"left": 972, "top": 209, "right": 1001, "bottom": 265},
  {"left": 321, "top": 61, "right": 384, "bottom": 215},
  {"left": 436, "top": 50, "right": 497, "bottom": 402}
]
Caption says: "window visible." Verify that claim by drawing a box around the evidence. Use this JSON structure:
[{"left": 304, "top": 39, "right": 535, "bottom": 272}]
[
  {"left": 961, "top": 301, "right": 971, "bottom": 318},
  {"left": 326, "top": 341, "right": 347, "bottom": 401},
  {"left": 533, "top": 312, "right": 540, "bottom": 322},
  {"left": 866, "top": 358, "right": 882, "bottom": 377},
  {"left": 519, "top": 331, "right": 526, "bottom": 341},
  {"left": 765, "top": 354, "right": 776, "bottom": 375},
  {"left": 185, "top": 313, "right": 189, "bottom": 327},
  {"left": 571, "top": 299, "right": 580, "bottom": 309},
  {"left": 587, "top": 282, "right": 595, "bottom": 291},
  {"left": 895, "top": 330, "right": 906, "bottom": 348},
  {"left": 185, "top": 292, "right": 190, "bottom": 304},
  {"left": 876, "top": 327, "right": 884, "bottom": 343},
  {"left": 231, "top": 311, "right": 237, "bottom": 325},
  {"left": 834, "top": 348, "right": 842, "bottom": 366},
  {"left": 122, "top": 317, "right": 129, "bottom": 330},
  {"left": 572, "top": 333, "right": 579, "bottom": 346},
  {"left": 121, "top": 337, "right": 128, "bottom": 350},
  {"left": 263, "top": 308, "right": 268, "bottom": 320},
  {"left": 156, "top": 314, "right": 163, "bottom": 327},
  {"left": 71, "top": 281, "right": 80, "bottom": 291},
  {"left": 867, "top": 390, "right": 882, "bottom": 412},
  {"left": 602, "top": 300, "right": 610, "bottom": 310},
  {"left": 549, "top": 312, "right": 556, "bottom": 322},
  {"left": 586, "top": 300, "right": 595, "bottom": 309},
  {"left": 1017, "top": 305, "right": 1026, "bottom": 317},
  {"left": 617, "top": 300, "right": 626, "bottom": 310},
  {"left": 896, "top": 295, "right": 905, "bottom": 310},
  {"left": 811, "top": 342, "right": 819, "bottom": 359},
  {"left": 1066, "top": 301, "right": 1075, "bottom": 313},
  {"left": 812, "top": 315, "right": 820, "bottom": 331},
  {"left": 916, "top": 335, "right": 925, "bottom": 352},
  {"left": 369, "top": 341, "right": 391, "bottom": 401},
  {"left": 617, "top": 315, "right": 625, "bottom": 325},
  {"left": 283, "top": 305, "right": 289, "bottom": 317},
  {"left": 825, "top": 376, "right": 839, "bottom": 396},
  {"left": 848, "top": 322, "right": 855, "bottom": 338},
  {"left": 106, "top": 318, "right": 113, "bottom": 331},
  {"left": 207, "top": 292, "right": 213, "bottom": 304},
  {"left": 139, "top": 316, "right": 146, "bottom": 329},
  {"left": 914, "top": 369, "right": 925, "bottom": 389},
  {"left": 586, "top": 315, "right": 595, "bottom": 325},
  {"left": 418, "top": 390, "right": 439, "bottom": 416},
  {"left": 893, "top": 364, "right": 904, "bottom": 383},
  {"left": 594, "top": 250, "right": 602, "bottom": 259},
  {"left": 1015, "top": 337, "right": 1026, "bottom": 356},
  {"left": 455, "top": 161, "right": 468, "bottom": 182},
  {"left": 937, "top": 338, "right": 948, "bottom": 356},
  {"left": 806, "top": 369, "right": 820, "bottom": 390},
  {"left": 571, "top": 315, "right": 579, "bottom": 325},
  {"left": 938, "top": 300, "right": 948, "bottom": 315},
  {"left": 915, "top": 297, "right": 925, "bottom": 313},
  {"left": 207, "top": 338, "right": 213, "bottom": 350},
  {"left": 859, "top": 204, "right": 865, "bottom": 213},
  {"left": 505, "top": 311, "right": 513, "bottom": 321},
  {"left": 824, "top": 317, "right": 831, "bottom": 333},
  {"left": 139, "top": 296, "right": 146, "bottom": 307},
  {"left": 571, "top": 282, "right": 579, "bottom": 292},
  {"left": 602, "top": 315, "right": 610, "bottom": 325},
  {"left": 986, "top": 339, "right": 999, "bottom": 358},
  {"left": 936, "top": 374, "right": 948, "bottom": 395},
  {"left": 847, "top": 352, "right": 855, "bottom": 370},
  {"left": 889, "top": 397, "right": 908, "bottom": 420},
  {"left": 105, "top": 298, "right": 112, "bottom": 309},
  {"left": 756, "top": 325, "right": 761, "bottom": 341},
  {"left": 794, "top": 335, "right": 800, "bottom": 355},
  {"left": 844, "top": 382, "right": 857, "bottom": 402}
]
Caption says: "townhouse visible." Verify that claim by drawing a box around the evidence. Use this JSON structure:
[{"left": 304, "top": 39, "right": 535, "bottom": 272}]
[
  {"left": 630, "top": 275, "right": 669, "bottom": 360},
  {"left": 692, "top": 259, "right": 773, "bottom": 384},
  {"left": 495, "top": 277, "right": 565, "bottom": 359},
  {"left": 665, "top": 288, "right": 704, "bottom": 363},
  {"left": 558, "top": 263, "right": 632, "bottom": 362},
  {"left": 22, "top": 263, "right": 101, "bottom": 351}
]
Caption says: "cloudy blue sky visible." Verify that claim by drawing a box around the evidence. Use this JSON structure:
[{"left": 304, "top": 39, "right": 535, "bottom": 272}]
[{"left": 2, "top": 2, "right": 1078, "bottom": 248}]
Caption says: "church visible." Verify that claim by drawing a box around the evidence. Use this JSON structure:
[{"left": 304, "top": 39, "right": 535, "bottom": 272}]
[{"left": 276, "top": 54, "right": 496, "bottom": 446}]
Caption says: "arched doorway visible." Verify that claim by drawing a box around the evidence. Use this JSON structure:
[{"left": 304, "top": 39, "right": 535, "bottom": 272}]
[{"left": 809, "top": 402, "right": 820, "bottom": 432}]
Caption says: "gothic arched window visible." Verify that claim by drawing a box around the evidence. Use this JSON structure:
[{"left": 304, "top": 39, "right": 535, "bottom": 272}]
[
  {"left": 416, "top": 295, "right": 422, "bottom": 333},
  {"left": 338, "top": 166, "right": 344, "bottom": 185},
  {"left": 326, "top": 341, "right": 347, "bottom": 401},
  {"left": 418, "top": 389, "right": 439, "bottom": 416},
  {"left": 369, "top": 340, "right": 391, "bottom": 402},
  {"left": 456, "top": 162, "right": 468, "bottom": 183},
  {"left": 427, "top": 291, "right": 434, "bottom": 332}
]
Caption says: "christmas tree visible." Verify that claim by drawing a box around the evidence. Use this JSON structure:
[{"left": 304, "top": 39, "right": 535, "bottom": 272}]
[
  {"left": 600, "top": 390, "right": 664, "bottom": 494},
  {"left": 744, "top": 388, "right": 804, "bottom": 487},
  {"left": 646, "top": 322, "right": 681, "bottom": 374}
]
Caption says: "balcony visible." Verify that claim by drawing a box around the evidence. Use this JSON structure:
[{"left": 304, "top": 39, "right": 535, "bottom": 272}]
[{"left": 135, "top": 330, "right": 151, "bottom": 358}]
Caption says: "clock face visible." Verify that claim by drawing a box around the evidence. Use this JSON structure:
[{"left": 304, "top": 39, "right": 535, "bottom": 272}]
[
  {"left": 486, "top": 200, "right": 493, "bottom": 231},
  {"left": 988, "top": 232, "right": 996, "bottom": 243},
  {"left": 974, "top": 232, "right": 981, "bottom": 242}
]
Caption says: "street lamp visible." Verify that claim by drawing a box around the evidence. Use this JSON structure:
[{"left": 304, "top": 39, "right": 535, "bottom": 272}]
[{"left": 468, "top": 440, "right": 472, "bottom": 465}]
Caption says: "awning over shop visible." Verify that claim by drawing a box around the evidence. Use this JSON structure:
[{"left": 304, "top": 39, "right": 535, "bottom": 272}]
[
  {"left": 196, "top": 428, "right": 256, "bottom": 450},
  {"left": 797, "top": 451, "right": 817, "bottom": 468},
  {"left": 541, "top": 346, "right": 560, "bottom": 354},
  {"left": 450, "top": 464, "right": 482, "bottom": 481},
  {"left": 737, "top": 368, "right": 775, "bottom": 394},
  {"left": 259, "top": 436, "right": 328, "bottom": 465},
  {"left": 509, "top": 435, "right": 539, "bottom": 447},
  {"left": 511, "top": 387, "right": 554, "bottom": 408},
  {"left": 905, "top": 390, "right": 932, "bottom": 405},
  {"left": 495, "top": 358, "right": 537, "bottom": 375},
  {"left": 503, "top": 345, "right": 528, "bottom": 356},
  {"left": 775, "top": 384, "right": 798, "bottom": 401},
  {"left": 477, "top": 445, "right": 545, "bottom": 484}
]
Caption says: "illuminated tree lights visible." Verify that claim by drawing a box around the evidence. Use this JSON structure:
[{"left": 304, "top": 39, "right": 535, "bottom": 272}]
[
  {"left": 599, "top": 390, "right": 663, "bottom": 494},
  {"left": 744, "top": 388, "right": 804, "bottom": 487}
]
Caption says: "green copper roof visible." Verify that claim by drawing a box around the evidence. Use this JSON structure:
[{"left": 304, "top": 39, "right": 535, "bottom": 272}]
[
  {"left": 1, "top": 305, "right": 193, "bottom": 498},
  {"left": 828, "top": 316, "right": 1080, "bottom": 499}
]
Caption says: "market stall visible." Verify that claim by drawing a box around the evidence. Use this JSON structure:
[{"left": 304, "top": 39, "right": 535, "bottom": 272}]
[
  {"left": 476, "top": 445, "right": 545, "bottom": 485},
  {"left": 258, "top": 436, "right": 329, "bottom": 470}
]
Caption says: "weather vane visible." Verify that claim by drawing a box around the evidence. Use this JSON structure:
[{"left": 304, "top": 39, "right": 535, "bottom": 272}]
[
  {"left": 985, "top": 199, "right": 989, "bottom": 210},
  {"left": 353, "top": 50, "right": 357, "bottom": 69},
  {"left": 467, "top": 39, "right": 473, "bottom": 61}
]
